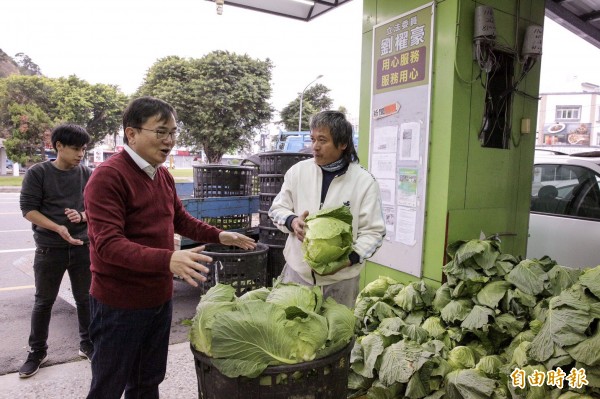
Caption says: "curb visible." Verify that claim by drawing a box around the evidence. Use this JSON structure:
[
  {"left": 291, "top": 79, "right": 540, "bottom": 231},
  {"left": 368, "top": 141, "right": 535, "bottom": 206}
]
[{"left": 0, "top": 186, "right": 20, "bottom": 193}]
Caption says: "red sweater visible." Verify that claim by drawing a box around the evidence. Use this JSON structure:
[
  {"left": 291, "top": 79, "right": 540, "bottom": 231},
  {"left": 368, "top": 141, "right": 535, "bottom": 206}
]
[{"left": 84, "top": 151, "right": 222, "bottom": 309}]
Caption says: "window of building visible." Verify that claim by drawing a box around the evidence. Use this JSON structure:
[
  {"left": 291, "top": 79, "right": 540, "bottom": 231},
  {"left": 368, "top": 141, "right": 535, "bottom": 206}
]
[{"left": 555, "top": 106, "right": 581, "bottom": 121}]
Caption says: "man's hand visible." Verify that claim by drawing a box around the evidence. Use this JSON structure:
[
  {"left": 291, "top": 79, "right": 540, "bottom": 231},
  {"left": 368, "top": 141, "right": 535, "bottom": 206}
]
[
  {"left": 219, "top": 232, "right": 257, "bottom": 250},
  {"left": 65, "top": 208, "right": 84, "bottom": 224},
  {"left": 55, "top": 225, "right": 84, "bottom": 245},
  {"left": 169, "top": 246, "right": 213, "bottom": 287},
  {"left": 291, "top": 210, "right": 309, "bottom": 241}
]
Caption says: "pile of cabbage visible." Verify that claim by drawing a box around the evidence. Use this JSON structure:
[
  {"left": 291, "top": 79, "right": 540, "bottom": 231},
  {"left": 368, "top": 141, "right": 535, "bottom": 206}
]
[
  {"left": 302, "top": 205, "right": 353, "bottom": 275},
  {"left": 189, "top": 282, "right": 355, "bottom": 378},
  {"left": 349, "top": 239, "right": 600, "bottom": 399}
]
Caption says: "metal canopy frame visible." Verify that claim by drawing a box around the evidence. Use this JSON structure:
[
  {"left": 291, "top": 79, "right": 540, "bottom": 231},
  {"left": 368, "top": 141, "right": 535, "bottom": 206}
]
[
  {"left": 546, "top": 0, "right": 600, "bottom": 49},
  {"left": 205, "top": 0, "right": 600, "bottom": 49},
  {"left": 206, "top": 0, "right": 353, "bottom": 22}
]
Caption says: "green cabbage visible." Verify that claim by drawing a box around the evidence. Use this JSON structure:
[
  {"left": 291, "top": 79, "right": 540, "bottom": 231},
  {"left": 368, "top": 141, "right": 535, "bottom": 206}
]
[
  {"left": 190, "top": 283, "right": 354, "bottom": 379},
  {"left": 448, "top": 346, "right": 478, "bottom": 369},
  {"left": 302, "top": 206, "right": 353, "bottom": 275}
]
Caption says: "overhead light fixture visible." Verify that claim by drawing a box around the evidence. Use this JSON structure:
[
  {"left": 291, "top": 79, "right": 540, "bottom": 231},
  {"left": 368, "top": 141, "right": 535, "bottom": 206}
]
[
  {"left": 290, "top": 0, "right": 315, "bottom": 6},
  {"left": 216, "top": 0, "right": 224, "bottom": 15}
]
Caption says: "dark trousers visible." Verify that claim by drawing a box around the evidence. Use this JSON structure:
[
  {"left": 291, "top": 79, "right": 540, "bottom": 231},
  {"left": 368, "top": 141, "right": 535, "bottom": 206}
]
[
  {"left": 86, "top": 296, "right": 173, "bottom": 399},
  {"left": 28, "top": 245, "right": 91, "bottom": 351}
]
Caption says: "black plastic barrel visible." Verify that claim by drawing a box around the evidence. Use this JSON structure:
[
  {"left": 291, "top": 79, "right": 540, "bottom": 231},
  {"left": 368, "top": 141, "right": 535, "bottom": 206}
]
[
  {"left": 198, "top": 243, "right": 268, "bottom": 295},
  {"left": 192, "top": 339, "right": 353, "bottom": 399}
]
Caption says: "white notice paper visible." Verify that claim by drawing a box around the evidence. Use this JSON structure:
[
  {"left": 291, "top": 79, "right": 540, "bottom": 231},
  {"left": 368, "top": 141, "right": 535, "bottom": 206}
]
[
  {"left": 395, "top": 207, "right": 417, "bottom": 246},
  {"left": 373, "top": 126, "right": 398, "bottom": 153},
  {"left": 371, "top": 153, "right": 396, "bottom": 180},
  {"left": 377, "top": 179, "right": 396, "bottom": 206},
  {"left": 399, "top": 122, "right": 420, "bottom": 161}
]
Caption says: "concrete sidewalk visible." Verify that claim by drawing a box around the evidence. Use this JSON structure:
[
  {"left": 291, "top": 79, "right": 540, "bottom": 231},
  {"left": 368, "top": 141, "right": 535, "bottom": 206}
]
[{"left": 0, "top": 342, "right": 198, "bottom": 399}]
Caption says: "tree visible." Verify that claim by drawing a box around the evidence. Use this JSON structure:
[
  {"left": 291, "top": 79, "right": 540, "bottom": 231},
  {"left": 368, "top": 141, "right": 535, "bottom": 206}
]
[
  {"left": 137, "top": 51, "right": 273, "bottom": 163},
  {"left": 50, "top": 76, "right": 128, "bottom": 147},
  {"left": 279, "top": 83, "right": 333, "bottom": 131},
  {"left": 0, "top": 74, "right": 127, "bottom": 164},
  {"left": 14, "top": 53, "right": 42, "bottom": 76},
  {"left": 0, "top": 75, "right": 54, "bottom": 164}
]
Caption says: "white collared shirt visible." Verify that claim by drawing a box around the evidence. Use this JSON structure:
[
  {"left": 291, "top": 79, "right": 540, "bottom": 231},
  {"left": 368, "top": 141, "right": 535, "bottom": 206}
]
[{"left": 124, "top": 145, "right": 157, "bottom": 180}]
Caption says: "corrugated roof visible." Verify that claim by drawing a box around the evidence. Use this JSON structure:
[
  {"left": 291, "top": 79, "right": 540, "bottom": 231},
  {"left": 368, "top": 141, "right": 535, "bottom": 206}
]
[{"left": 546, "top": 0, "right": 600, "bottom": 48}]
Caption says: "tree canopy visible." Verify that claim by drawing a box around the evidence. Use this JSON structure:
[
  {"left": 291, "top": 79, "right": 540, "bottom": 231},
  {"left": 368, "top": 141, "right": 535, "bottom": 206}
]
[
  {"left": 0, "top": 74, "right": 128, "bottom": 165},
  {"left": 136, "top": 51, "right": 273, "bottom": 163},
  {"left": 14, "top": 53, "right": 42, "bottom": 76},
  {"left": 279, "top": 83, "right": 334, "bottom": 131}
]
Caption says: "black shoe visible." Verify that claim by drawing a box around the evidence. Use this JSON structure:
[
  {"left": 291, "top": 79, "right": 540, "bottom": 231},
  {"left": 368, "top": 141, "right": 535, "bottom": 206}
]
[
  {"left": 18, "top": 350, "right": 48, "bottom": 378},
  {"left": 78, "top": 341, "right": 93, "bottom": 362}
]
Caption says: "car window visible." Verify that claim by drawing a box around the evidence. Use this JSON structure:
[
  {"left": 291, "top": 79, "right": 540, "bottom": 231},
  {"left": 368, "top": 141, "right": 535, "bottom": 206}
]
[{"left": 531, "top": 164, "right": 600, "bottom": 220}]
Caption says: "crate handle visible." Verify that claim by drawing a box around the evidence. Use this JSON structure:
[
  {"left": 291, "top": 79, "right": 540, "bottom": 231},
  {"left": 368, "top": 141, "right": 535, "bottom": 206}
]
[{"left": 213, "top": 260, "right": 224, "bottom": 284}]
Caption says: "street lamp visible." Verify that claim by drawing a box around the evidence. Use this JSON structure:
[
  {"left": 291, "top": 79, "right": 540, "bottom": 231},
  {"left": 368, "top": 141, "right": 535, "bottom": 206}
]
[{"left": 298, "top": 74, "right": 323, "bottom": 132}]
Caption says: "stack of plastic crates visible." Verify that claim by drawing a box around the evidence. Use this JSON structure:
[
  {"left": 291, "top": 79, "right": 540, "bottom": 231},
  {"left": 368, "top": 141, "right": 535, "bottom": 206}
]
[
  {"left": 257, "top": 152, "right": 313, "bottom": 284},
  {"left": 192, "top": 165, "right": 255, "bottom": 231}
]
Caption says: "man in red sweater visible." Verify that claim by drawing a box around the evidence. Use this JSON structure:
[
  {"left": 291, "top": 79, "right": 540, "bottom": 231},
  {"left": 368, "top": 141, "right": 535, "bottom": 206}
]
[{"left": 84, "top": 96, "right": 255, "bottom": 399}]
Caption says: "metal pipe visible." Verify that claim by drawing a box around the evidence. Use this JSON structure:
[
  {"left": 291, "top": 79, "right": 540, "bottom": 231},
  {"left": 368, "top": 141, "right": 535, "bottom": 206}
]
[{"left": 298, "top": 74, "right": 323, "bottom": 132}]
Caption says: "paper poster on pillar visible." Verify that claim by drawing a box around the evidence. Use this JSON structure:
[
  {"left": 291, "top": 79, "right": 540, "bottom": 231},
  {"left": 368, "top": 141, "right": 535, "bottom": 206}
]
[{"left": 368, "top": 3, "right": 434, "bottom": 277}]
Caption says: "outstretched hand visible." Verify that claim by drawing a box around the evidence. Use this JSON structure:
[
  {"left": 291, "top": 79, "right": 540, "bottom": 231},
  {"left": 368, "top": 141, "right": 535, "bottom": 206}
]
[
  {"left": 56, "top": 225, "right": 84, "bottom": 245},
  {"left": 219, "top": 232, "right": 257, "bottom": 250},
  {"left": 291, "top": 210, "right": 309, "bottom": 241},
  {"left": 170, "top": 246, "right": 213, "bottom": 287}
]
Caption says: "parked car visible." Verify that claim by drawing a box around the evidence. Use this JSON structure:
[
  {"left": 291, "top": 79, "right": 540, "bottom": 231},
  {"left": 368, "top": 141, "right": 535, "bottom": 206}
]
[{"left": 527, "top": 149, "right": 600, "bottom": 268}]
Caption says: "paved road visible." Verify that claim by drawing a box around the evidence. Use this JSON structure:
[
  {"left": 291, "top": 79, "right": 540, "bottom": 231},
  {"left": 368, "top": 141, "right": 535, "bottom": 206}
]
[{"left": 0, "top": 191, "right": 205, "bottom": 376}]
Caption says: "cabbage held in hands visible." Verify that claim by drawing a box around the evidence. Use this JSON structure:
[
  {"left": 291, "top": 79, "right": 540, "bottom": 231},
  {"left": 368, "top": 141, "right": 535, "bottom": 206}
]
[{"left": 302, "top": 206, "right": 353, "bottom": 275}]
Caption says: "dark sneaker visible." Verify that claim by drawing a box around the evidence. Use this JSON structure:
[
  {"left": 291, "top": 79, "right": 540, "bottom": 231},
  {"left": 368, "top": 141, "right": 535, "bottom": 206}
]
[
  {"left": 78, "top": 341, "right": 93, "bottom": 362},
  {"left": 18, "top": 351, "right": 48, "bottom": 378}
]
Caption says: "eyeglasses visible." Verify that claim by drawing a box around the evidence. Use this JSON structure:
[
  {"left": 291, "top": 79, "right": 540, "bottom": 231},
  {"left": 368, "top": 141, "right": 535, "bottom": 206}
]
[{"left": 133, "top": 127, "right": 178, "bottom": 140}]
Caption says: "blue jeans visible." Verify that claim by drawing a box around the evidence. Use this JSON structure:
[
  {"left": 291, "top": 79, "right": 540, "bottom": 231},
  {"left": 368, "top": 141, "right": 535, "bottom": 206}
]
[
  {"left": 29, "top": 245, "right": 91, "bottom": 351},
  {"left": 86, "top": 296, "right": 172, "bottom": 399}
]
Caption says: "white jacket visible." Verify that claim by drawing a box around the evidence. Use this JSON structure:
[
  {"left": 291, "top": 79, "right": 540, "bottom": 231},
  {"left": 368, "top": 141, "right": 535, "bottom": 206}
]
[{"left": 268, "top": 159, "right": 386, "bottom": 285}]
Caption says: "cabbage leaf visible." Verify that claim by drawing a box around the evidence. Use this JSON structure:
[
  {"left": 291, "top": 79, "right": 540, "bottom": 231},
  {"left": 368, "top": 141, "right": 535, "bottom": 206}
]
[
  {"left": 210, "top": 300, "right": 327, "bottom": 377},
  {"left": 302, "top": 206, "right": 353, "bottom": 275}
]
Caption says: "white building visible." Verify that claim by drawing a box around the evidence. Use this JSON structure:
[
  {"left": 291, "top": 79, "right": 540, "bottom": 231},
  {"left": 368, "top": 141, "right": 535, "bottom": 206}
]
[{"left": 537, "top": 82, "right": 600, "bottom": 148}]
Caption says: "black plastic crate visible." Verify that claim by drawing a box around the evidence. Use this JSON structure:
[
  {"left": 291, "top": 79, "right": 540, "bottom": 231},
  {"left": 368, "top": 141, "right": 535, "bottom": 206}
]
[
  {"left": 258, "top": 226, "right": 288, "bottom": 246},
  {"left": 193, "top": 165, "right": 254, "bottom": 198},
  {"left": 198, "top": 243, "right": 268, "bottom": 296},
  {"left": 192, "top": 339, "right": 353, "bottom": 399},
  {"left": 266, "top": 244, "right": 285, "bottom": 284},
  {"left": 202, "top": 214, "right": 252, "bottom": 231},
  {"left": 259, "top": 193, "right": 277, "bottom": 212},
  {"left": 258, "top": 152, "right": 313, "bottom": 175},
  {"left": 258, "top": 174, "right": 284, "bottom": 194},
  {"left": 258, "top": 210, "right": 275, "bottom": 229},
  {"left": 241, "top": 157, "right": 260, "bottom": 196}
]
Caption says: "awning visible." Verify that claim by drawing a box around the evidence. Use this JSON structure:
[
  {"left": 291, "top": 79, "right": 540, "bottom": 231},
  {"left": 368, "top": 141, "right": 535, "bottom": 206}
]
[
  {"left": 205, "top": 0, "right": 600, "bottom": 50},
  {"left": 205, "top": 0, "right": 353, "bottom": 22}
]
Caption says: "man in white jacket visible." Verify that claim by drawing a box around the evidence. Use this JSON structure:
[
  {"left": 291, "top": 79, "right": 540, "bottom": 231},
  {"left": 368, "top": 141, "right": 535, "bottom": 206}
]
[{"left": 269, "top": 111, "right": 386, "bottom": 307}]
